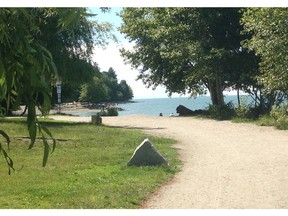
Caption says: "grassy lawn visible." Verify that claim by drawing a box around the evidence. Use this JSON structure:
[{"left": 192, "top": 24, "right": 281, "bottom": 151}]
[{"left": 0, "top": 118, "right": 179, "bottom": 209}]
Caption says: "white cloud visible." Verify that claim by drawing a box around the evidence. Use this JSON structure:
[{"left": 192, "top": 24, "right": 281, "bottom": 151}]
[{"left": 92, "top": 43, "right": 175, "bottom": 99}]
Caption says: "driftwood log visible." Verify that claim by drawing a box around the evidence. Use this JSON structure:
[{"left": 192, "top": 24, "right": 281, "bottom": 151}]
[
  {"left": 176, "top": 105, "right": 194, "bottom": 116},
  {"left": 176, "top": 105, "right": 209, "bottom": 116}
]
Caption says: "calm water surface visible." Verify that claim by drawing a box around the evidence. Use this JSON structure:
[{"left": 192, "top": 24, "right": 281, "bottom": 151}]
[{"left": 117, "top": 95, "right": 250, "bottom": 116}]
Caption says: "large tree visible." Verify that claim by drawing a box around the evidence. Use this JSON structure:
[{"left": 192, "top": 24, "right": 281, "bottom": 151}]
[
  {"left": 242, "top": 8, "right": 288, "bottom": 94},
  {"left": 120, "top": 8, "right": 258, "bottom": 106},
  {"left": 32, "top": 8, "right": 115, "bottom": 103},
  {"left": 79, "top": 67, "right": 134, "bottom": 103},
  {"left": 0, "top": 8, "right": 113, "bottom": 172}
]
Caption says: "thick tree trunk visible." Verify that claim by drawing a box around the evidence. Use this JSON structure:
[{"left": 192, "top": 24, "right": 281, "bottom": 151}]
[{"left": 208, "top": 78, "right": 224, "bottom": 106}]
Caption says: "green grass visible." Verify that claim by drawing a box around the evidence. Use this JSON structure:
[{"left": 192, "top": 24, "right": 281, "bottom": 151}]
[
  {"left": 232, "top": 114, "right": 288, "bottom": 129},
  {"left": 0, "top": 118, "right": 180, "bottom": 209}
]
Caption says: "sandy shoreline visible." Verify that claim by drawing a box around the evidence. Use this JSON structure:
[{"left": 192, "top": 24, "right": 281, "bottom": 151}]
[
  {"left": 12, "top": 104, "right": 102, "bottom": 117},
  {"left": 50, "top": 114, "right": 288, "bottom": 208}
]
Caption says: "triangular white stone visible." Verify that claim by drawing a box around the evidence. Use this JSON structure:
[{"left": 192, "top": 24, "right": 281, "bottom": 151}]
[{"left": 127, "top": 138, "right": 168, "bottom": 166}]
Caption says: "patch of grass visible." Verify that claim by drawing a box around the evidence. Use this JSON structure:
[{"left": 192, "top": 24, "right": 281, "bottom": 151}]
[
  {"left": 231, "top": 116, "right": 254, "bottom": 123},
  {"left": 0, "top": 118, "right": 180, "bottom": 209},
  {"left": 255, "top": 115, "right": 277, "bottom": 127},
  {"left": 232, "top": 113, "right": 288, "bottom": 130}
]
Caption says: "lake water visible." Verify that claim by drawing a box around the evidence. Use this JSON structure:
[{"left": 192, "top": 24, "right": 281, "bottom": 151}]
[{"left": 117, "top": 95, "right": 251, "bottom": 116}]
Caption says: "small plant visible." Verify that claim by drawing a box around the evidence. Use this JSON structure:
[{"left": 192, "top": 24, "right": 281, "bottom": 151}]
[
  {"left": 106, "top": 107, "right": 118, "bottom": 116},
  {"left": 208, "top": 101, "right": 235, "bottom": 120},
  {"left": 235, "top": 96, "right": 254, "bottom": 119},
  {"left": 270, "top": 104, "right": 288, "bottom": 129},
  {"left": 97, "top": 107, "right": 119, "bottom": 116}
]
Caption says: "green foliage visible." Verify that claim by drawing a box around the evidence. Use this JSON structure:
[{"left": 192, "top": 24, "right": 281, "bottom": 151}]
[
  {"left": 120, "top": 8, "right": 258, "bottom": 106},
  {"left": 106, "top": 107, "right": 119, "bottom": 116},
  {"left": 0, "top": 119, "right": 179, "bottom": 208},
  {"left": 0, "top": 130, "right": 14, "bottom": 174},
  {"left": 235, "top": 96, "right": 255, "bottom": 119},
  {"left": 79, "top": 67, "right": 133, "bottom": 103},
  {"left": 79, "top": 76, "right": 109, "bottom": 103},
  {"left": 242, "top": 8, "right": 288, "bottom": 92},
  {"left": 270, "top": 105, "right": 288, "bottom": 130},
  {"left": 118, "top": 80, "right": 134, "bottom": 101},
  {"left": 207, "top": 102, "right": 235, "bottom": 120},
  {"left": 97, "top": 107, "right": 119, "bottom": 116},
  {"left": 0, "top": 8, "right": 114, "bottom": 171}
]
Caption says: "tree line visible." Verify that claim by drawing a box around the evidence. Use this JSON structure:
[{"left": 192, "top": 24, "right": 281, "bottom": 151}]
[
  {"left": 1, "top": 7, "right": 288, "bottom": 171},
  {"left": 120, "top": 8, "right": 288, "bottom": 116},
  {"left": 0, "top": 8, "right": 123, "bottom": 172},
  {"left": 77, "top": 67, "right": 133, "bottom": 104}
]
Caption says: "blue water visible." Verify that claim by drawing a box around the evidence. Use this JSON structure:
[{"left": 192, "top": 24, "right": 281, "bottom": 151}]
[
  {"left": 117, "top": 95, "right": 250, "bottom": 116},
  {"left": 73, "top": 95, "right": 251, "bottom": 117}
]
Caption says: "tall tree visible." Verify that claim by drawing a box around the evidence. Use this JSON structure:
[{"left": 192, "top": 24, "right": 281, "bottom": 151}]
[
  {"left": 79, "top": 67, "right": 134, "bottom": 103},
  {"left": 242, "top": 8, "right": 288, "bottom": 93},
  {"left": 79, "top": 75, "right": 109, "bottom": 103},
  {"left": 118, "top": 80, "right": 134, "bottom": 101},
  {"left": 0, "top": 8, "right": 114, "bottom": 172},
  {"left": 120, "top": 8, "right": 258, "bottom": 106},
  {"left": 35, "top": 8, "right": 115, "bottom": 103}
]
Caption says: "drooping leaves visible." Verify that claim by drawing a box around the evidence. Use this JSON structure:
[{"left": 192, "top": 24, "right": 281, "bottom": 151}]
[
  {"left": 0, "top": 8, "right": 112, "bottom": 172},
  {"left": 0, "top": 130, "right": 14, "bottom": 174}
]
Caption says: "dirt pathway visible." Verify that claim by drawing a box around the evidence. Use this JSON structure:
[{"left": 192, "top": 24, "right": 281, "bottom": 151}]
[{"left": 51, "top": 114, "right": 288, "bottom": 208}]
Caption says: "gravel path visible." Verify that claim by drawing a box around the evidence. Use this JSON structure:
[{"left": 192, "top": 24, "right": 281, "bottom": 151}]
[{"left": 51, "top": 114, "right": 288, "bottom": 208}]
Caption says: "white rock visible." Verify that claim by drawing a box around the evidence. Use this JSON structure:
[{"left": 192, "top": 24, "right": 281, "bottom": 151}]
[{"left": 127, "top": 138, "right": 168, "bottom": 166}]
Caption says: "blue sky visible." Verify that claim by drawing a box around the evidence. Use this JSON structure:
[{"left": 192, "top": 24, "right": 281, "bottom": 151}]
[
  {"left": 90, "top": 7, "right": 261, "bottom": 99},
  {"left": 89, "top": 8, "right": 125, "bottom": 42},
  {"left": 90, "top": 7, "right": 182, "bottom": 99}
]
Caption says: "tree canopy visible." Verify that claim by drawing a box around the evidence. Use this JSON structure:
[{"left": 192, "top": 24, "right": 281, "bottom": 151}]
[
  {"left": 79, "top": 67, "right": 134, "bottom": 103},
  {"left": 120, "top": 8, "right": 258, "bottom": 106},
  {"left": 242, "top": 8, "right": 288, "bottom": 93},
  {"left": 0, "top": 8, "right": 115, "bottom": 172}
]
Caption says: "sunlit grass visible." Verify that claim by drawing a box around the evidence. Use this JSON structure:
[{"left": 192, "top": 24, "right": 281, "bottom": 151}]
[{"left": 0, "top": 118, "right": 180, "bottom": 209}]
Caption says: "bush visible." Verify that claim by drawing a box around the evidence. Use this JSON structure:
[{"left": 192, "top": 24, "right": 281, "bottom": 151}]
[
  {"left": 97, "top": 107, "right": 119, "bottom": 116},
  {"left": 106, "top": 107, "right": 118, "bottom": 116},
  {"left": 207, "top": 101, "right": 235, "bottom": 120},
  {"left": 235, "top": 97, "right": 255, "bottom": 119},
  {"left": 270, "top": 104, "right": 288, "bottom": 129}
]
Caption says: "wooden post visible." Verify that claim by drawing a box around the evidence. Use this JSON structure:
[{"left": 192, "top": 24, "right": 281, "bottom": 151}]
[{"left": 91, "top": 115, "right": 102, "bottom": 125}]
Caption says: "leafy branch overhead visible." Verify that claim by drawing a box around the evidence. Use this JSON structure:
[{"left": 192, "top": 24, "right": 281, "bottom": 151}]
[
  {"left": 0, "top": 130, "right": 14, "bottom": 174},
  {"left": 120, "top": 8, "right": 260, "bottom": 107},
  {"left": 0, "top": 8, "right": 114, "bottom": 173}
]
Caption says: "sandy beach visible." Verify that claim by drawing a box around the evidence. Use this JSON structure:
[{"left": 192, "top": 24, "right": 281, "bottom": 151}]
[{"left": 51, "top": 114, "right": 288, "bottom": 208}]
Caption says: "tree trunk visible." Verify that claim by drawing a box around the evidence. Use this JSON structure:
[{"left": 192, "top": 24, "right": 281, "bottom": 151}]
[
  {"left": 208, "top": 78, "right": 224, "bottom": 106},
  {"left": 237, "top": 89, "right": 240, "bottom": 107}
]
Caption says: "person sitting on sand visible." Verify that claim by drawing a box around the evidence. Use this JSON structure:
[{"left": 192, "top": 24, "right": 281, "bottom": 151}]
[
  {"left": 169, "top": 113, "right": 174, "bottom": 117},
  {"left": 159, "top": 113, "right": 163, "bottom": 116}
]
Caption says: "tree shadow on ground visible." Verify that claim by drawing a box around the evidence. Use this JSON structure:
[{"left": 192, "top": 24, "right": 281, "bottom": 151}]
[{"left": 105, "top": 125, "right": 166, "bottom": 131}]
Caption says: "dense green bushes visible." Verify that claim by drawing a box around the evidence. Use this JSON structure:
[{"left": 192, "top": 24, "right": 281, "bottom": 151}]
[
  {"left": 270, "top": 105, "right": 288, "bottom": 130},
  {"left": 79, "top": 68, "right": 133, "bottom": 104},
  {"left": 207, "top": 102, "right": 235, "bottom": 120},
  {"left": 205, "top": 99, "right": 288, "bottom": 130},
  {"left": 97, "top": 107, "right": 119, "bottom": 116}
]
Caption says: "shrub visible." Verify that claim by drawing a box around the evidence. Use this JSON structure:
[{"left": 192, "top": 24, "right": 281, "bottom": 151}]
[
  {"left": 97, "top": 107, "right": 119, "bottom": 116},
  {"left": 106, "top": 107, "right": 118, "bottom": 116},
  {"left": 207, "top": 101, "right": 235, "bottom": 120},
  {"left": 235, "top": 97, "right": 255, "bottom": 119},
  {"left": 270, "top": 104, "right": 288, "bottom": 129}
]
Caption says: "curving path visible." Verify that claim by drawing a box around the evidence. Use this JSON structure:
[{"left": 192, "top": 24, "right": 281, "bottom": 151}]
[{"left": 51, "top": 114, "right": 288, "bottom": 208}]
